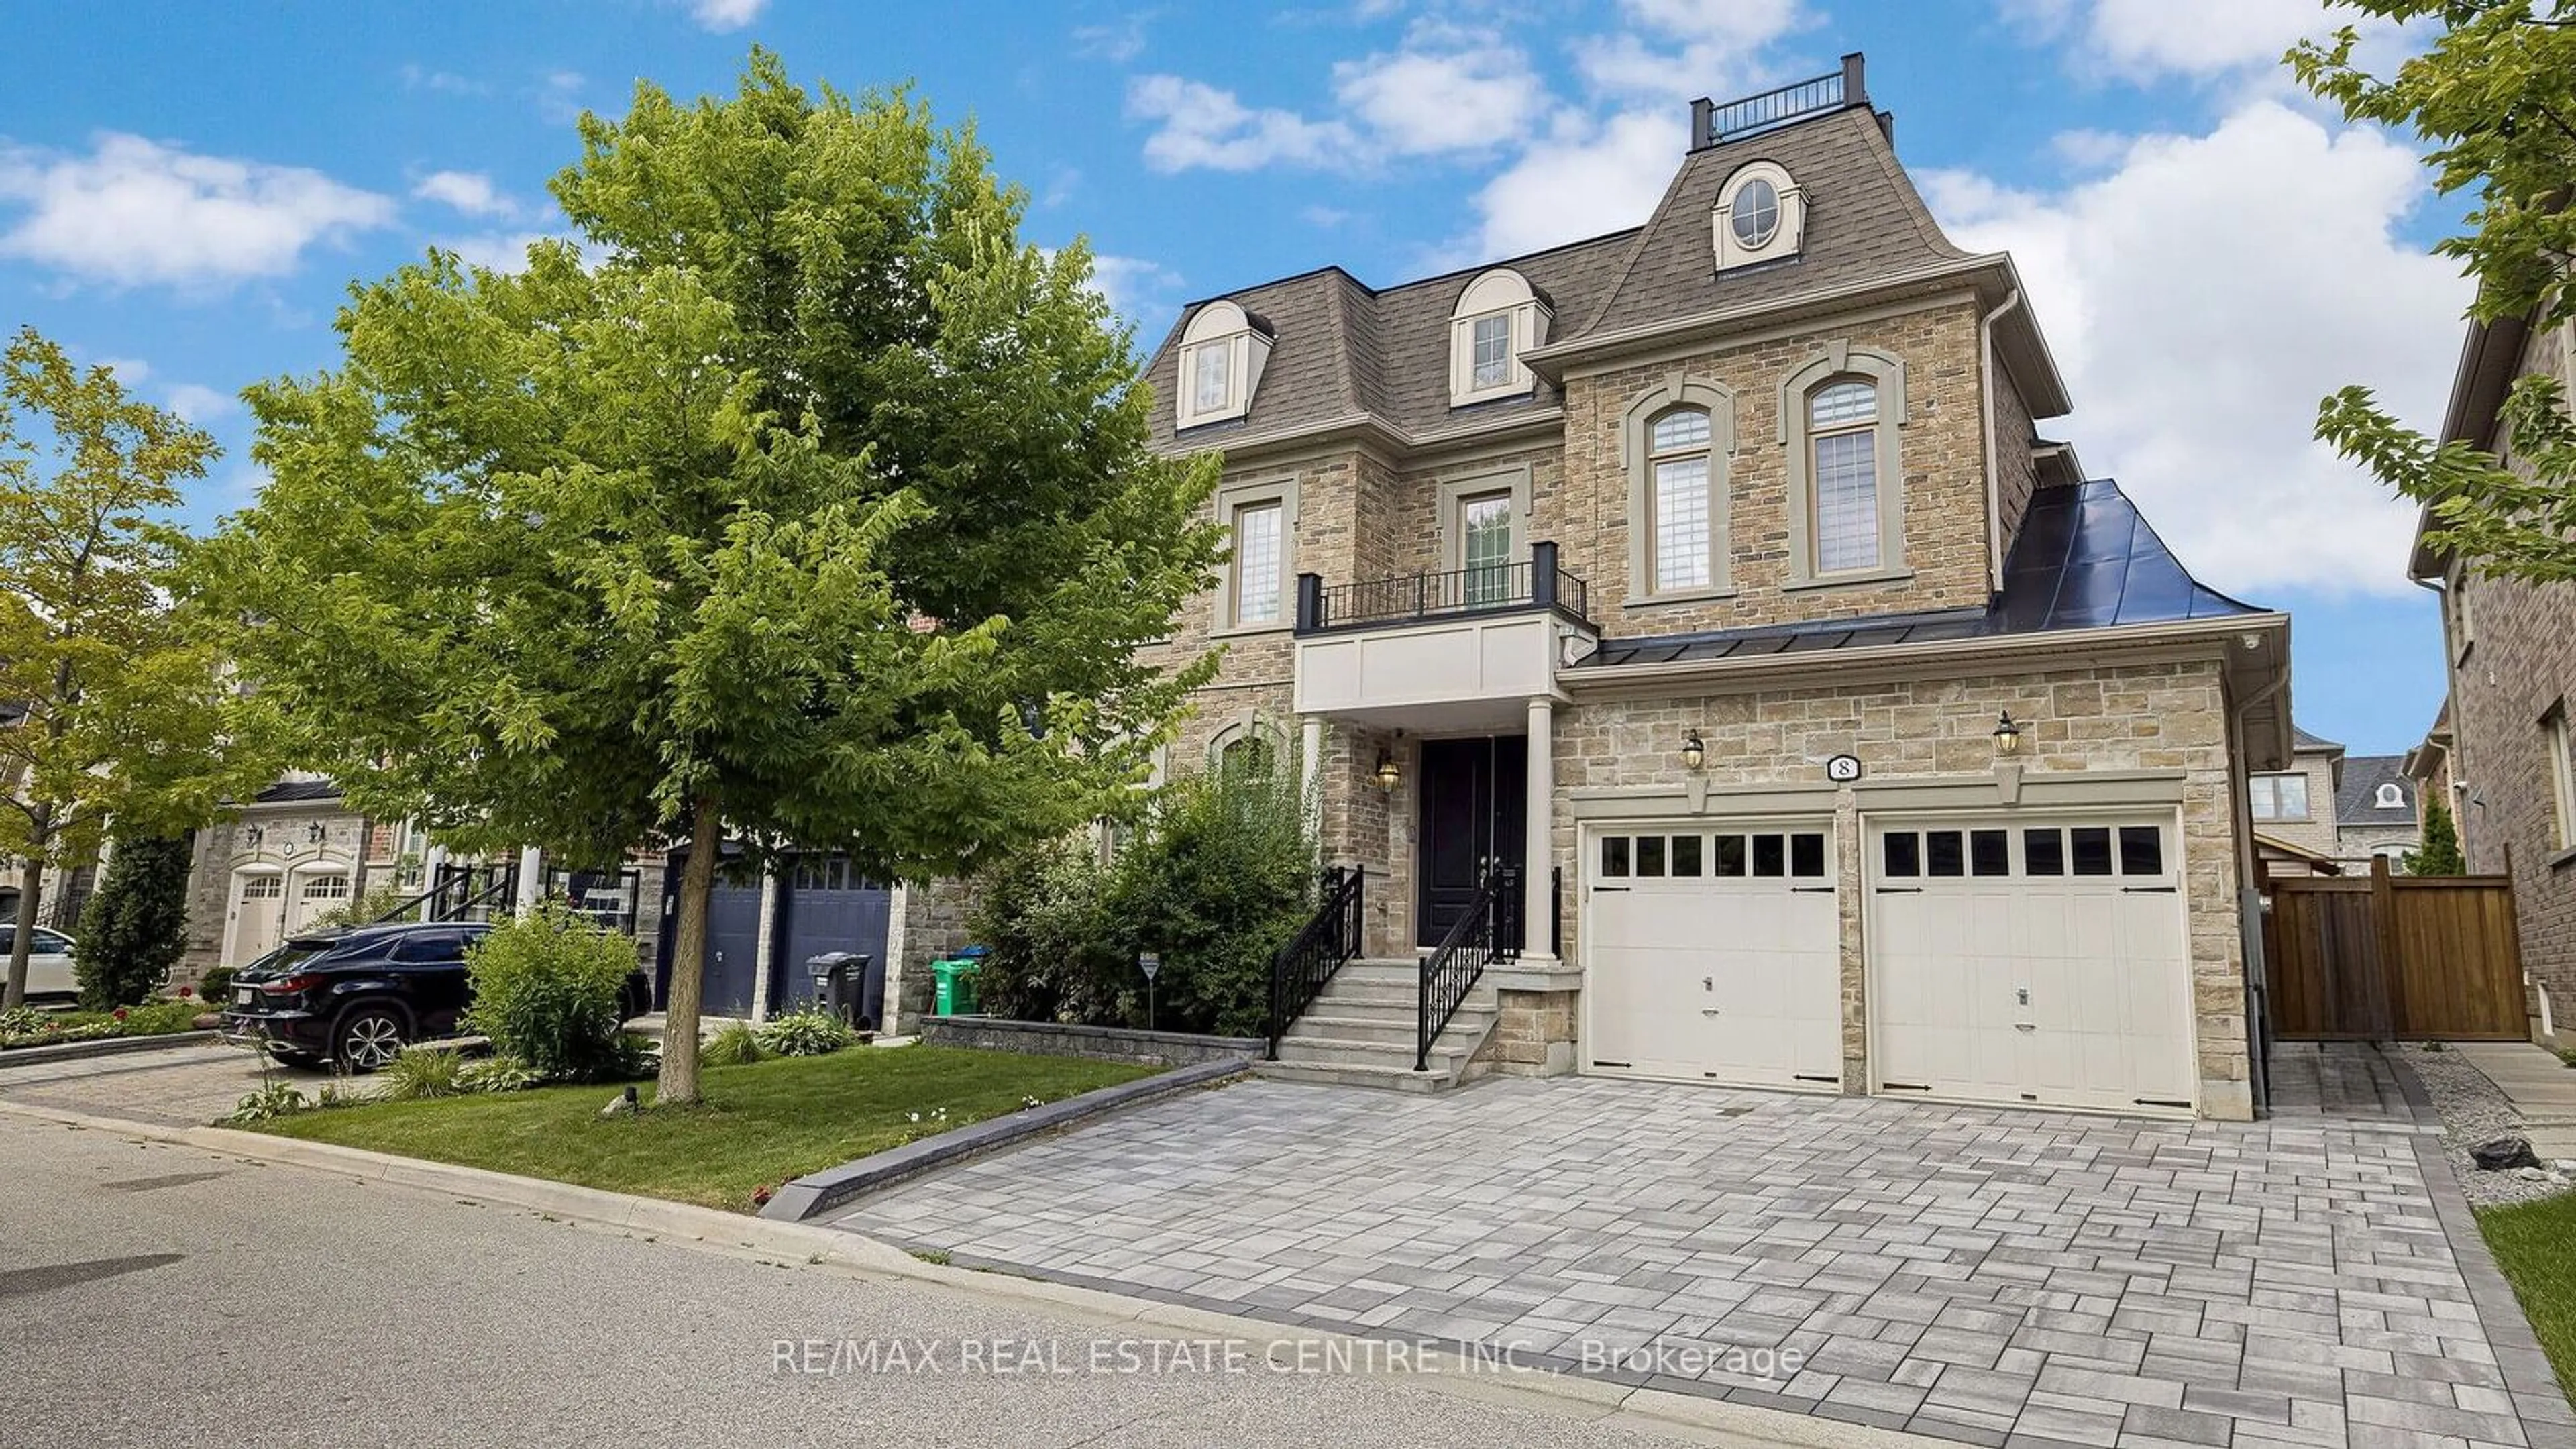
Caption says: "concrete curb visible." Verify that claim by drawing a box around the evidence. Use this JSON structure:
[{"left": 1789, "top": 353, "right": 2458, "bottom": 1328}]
[
  {"left": 0, "top": 1030, "right": 221, "bottom": 1069},
  {"left": 759, "top": 1056, "right": 1250, "bottom": 1222},
  {"left": 0, "top": 1093, "right": 1918, "bottom": 1449}
]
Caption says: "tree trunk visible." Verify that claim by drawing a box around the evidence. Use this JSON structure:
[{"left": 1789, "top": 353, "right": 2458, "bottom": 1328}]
[
  {"left": 5, "top": 855, "right": 41, "bottom": 1011},
  {"left": 655, "top": 793, "right": 722, "bottom": 1106}
]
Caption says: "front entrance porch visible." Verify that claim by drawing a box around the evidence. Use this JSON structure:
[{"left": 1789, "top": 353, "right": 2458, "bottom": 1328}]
[{"left": 1415, "top": 735, "right": 1527, "bottom": 949}]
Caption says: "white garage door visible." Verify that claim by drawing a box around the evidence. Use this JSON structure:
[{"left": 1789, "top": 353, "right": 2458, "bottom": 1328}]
[
  {"left": 1585, "top": 822, "right": 1841, "bottom": 1089},
  {"left": 1867, "top": 816, "right": 2194, "bottom": 1115}
]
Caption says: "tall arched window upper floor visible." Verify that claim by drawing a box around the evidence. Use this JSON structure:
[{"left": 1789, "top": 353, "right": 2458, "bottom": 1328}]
[
  {"left": 1449, "top": 268, "right": 1551, "bottom": 408},
  {"left": 1778, "top": 345, "right": 1909, "bottom": 589},
  {"left": 1619, "top": 377, "right": 1737, "bottom": 606},
  {"left": 1176, "top": 300, "right": 1272, "bottom": 429}
]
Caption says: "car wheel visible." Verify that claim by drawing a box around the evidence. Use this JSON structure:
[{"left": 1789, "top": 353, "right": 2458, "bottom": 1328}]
[{"left": 333, "top": 1006, "right": 409, "bottom": 1073}]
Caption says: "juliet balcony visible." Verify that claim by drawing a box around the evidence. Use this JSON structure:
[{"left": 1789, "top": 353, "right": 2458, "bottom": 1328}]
[{"left": 1291, "top": 540, "right": 1598, "bottom": 731}]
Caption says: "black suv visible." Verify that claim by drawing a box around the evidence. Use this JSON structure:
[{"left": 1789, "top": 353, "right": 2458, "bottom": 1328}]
[{"left": 221, "top": 922, "right": 653, "bottom": 1072}]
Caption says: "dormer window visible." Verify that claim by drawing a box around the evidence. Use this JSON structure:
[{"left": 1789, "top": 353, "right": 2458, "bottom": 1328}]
[
  {"left": 1175, "top": 299, "right": 1270, "bottom": 429},
  {"left": 2375, "top": 782, "right": 2406, "bottom": 810},
  {"left": 1713, "top": 161, "right": 1803, "bottom": 272},
  {"left": 1449, "top": 268, "right": 1550, "bottom": 407}
]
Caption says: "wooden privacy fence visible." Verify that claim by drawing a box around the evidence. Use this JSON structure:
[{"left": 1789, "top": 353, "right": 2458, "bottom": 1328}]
[{"left": 2265, "top": 859, "right": 2526, "bottom": 1040}]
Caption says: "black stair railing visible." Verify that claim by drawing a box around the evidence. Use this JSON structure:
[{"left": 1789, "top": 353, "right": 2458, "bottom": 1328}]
[
  {"left": 365, "top": 861, "right": 519, "bottom": 928},
  {"left": 1417, "top": 863, "right": 1521, "bottom": 1072},
  {"left": 1267, "top": 865, "right": 1365, "bottom": 1059}
]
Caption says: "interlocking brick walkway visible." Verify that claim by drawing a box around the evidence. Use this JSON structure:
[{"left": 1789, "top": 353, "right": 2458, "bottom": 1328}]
[{"left": 837, "top": 1057, "right": 2576, "bottom": 1448}]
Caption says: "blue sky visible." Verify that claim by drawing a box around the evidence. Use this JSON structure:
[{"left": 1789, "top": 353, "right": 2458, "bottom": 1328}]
[{"left": 0, "top": 1, "right": 2464, "bottom": 756}]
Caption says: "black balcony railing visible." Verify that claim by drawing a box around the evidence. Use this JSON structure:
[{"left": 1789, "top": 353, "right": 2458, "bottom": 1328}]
[
  {"left": 1295, "top": 539, "right": 1591, "bottom": 635},
  {"left": 1692, "top": 54, "right": 1866, "bottom": 150}
]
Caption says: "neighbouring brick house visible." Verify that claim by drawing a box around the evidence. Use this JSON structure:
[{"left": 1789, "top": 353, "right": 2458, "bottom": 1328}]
[
  {"left": 1130, "top": 56, "right": 2293, "bottom": 1120},
  {"left": 2410, "top": 306, "right": 2576, "bottom": 1036},
  {"left": 2246, "top": 727, "right": 2420, "bottom": 880}
]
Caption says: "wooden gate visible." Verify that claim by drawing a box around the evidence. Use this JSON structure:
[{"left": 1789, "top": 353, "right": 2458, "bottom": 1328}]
[{"left": 2265, "top": 859, "right": 2526, "bottom": 1039}]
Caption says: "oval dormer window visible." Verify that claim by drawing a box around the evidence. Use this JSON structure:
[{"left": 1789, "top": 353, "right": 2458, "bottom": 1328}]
[{"left": 1730, "top": 178, "right": 1780, "bottom": 248}]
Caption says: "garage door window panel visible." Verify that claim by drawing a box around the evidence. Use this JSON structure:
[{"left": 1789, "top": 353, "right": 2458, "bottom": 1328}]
[
  {"left": 2024, "top": 828, "right": 2064, "bottom": 876},
  {"left": 1790, "top": 833, "right": 1826, "bottom": 878},
  {"left": 1925, "top": 830, "right": 1964, "bottom": 877},
  {"left": 1671, "top": 835, "right": 1703, "bottom": 877},
  {"left": 1636, "top": 837, "right": 1666, "bottom": 877},
  {"left": 1752, "top": 834, "right": 1786, "bottom": 877},
  {"left": 1882, "top": 832, "right": 1920, "bottom": 877},
  {"left": 1970, "top": 830, "right": 2010, "bottom": 877},
  {"left": 2118, "top": 826, "right": 2164, "bottom": 876},
  {"left": 2070, "top": 828, "right": 2114, "bottom": 875},
  {"left": 1713, "top": 835, "right": 1747, "bottom": 877},
  {"left": 1600, "top": 837, "right": 1630, "bottom": 877}
]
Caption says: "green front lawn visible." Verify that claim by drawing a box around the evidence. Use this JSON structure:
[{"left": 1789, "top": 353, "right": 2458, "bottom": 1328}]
[
  {"left": 247, "top": 1044, "right": 1157, "bottom": 1212},
  {"left": 2480, "top": 1194, "right": 2576, "bottom": 1399}
]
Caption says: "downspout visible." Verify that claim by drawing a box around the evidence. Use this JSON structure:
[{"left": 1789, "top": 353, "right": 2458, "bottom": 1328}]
[
  {"left": 1979, "top": 288, "right": 2024, "bottom": 594},
  {"left": 2229, "top": 663, "right": 2289, "bottom": 1116}
]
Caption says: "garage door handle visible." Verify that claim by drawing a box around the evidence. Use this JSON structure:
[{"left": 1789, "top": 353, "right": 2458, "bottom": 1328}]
[
  {"left": 1593, "top": 885, "right": 1630, "bottom": 893},
  {"left": 1701, "top": 1008, "right": 1722, "bottom": 1016},
  {"left": 1790, "top": 886, "right": 1835, "bottom": 894},
  {"left": 1874, "top": 886, "right": 1923, "bottom": 894},
  {"left": 2015, "top": 1023, "right": 2036, "bottom": 1032},
  {"left": 2121, "top": 885, "right": 2177, "bottom": 894}
]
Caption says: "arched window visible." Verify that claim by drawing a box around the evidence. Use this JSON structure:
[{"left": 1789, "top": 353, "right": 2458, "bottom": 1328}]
[
  {"left": 1712, "top": 161, "right": 1803, "bottom": 272},
  {"left": 1448, "top": 268, "right": 1550, "bottom": 407},
  {"left": 1619, "top": 377, "right": 1735, "bottom": 603},
  {"left": 1807, "top": 379, "right": 1881, "bottom": 574},
  {"left": 2375, "top": 782, "right": 2406, "bottom": 810},
  {"left": 1779, "top": 345, "right": 1907, "bottom": 586},
  {"left": 1208, "top": 719, "right": 1285, "bottom": 777},
  {"left": 1175, "top": 300, "right": 1271, "bottom": 428}
]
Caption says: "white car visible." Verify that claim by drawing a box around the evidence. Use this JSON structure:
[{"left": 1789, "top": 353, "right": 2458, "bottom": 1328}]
[{"left": 9, "top": 928, "right": 78, "bottom": 998}]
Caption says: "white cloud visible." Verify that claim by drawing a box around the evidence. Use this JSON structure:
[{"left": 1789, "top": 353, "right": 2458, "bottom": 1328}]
[
  {"left": 1073, "top": 14, "right": 1151, "bottom": 63},
  {"left": 95, "top": 356, "right": 150, "bottom": 383},
  {"left": 413, "top": 170, "right": 520, "bottom": 220},
  {"left": 1923, "top": 100, "right": 2469, "bottom": 597},
  {"left": 534, "top": 70, "right": 588, "bottom": 125},
  {"left": 1464, "top": 108, "right": 1682, "bottom": 258},
  {"left": 1574, "top": 0, "right": 1809, "bottom": 102},
  {"left": 0, "top": 133, "right": 394, "bottom": 288},
  {"left": 165, "top": 382, "right": 233, "bottom": 423},
  {"left": 1302, "top": 204, "right": 1351, "bottom": 228},
  {"left": 1127, "top": 75, "right": 1359, "bottom": 172},
  {"left": 2009, "top": 0, "right": 2392, "bottom": 82},
  {"left": 687, "top": 0, "right": 767, "bottom": 32},
  {"left": 1087, "top": 253, "right": 1183, "bottom": 320},
  {"left": 400, "top": 64, "right": 489, "bottom": 96},
  {"left": 1330, "top": 25, "right": 1544, "bottom": 156}
]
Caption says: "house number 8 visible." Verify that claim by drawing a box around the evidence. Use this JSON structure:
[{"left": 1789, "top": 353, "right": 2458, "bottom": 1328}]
[{"left": 1824, "top": 754, "right": 1862, "bottom": 784}]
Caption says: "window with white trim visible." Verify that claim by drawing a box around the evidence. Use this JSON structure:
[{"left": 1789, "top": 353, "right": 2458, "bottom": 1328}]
[
  {"left": 1650, "top": 408, "right": 1715, "bottom": 592},
  {"left": 1448, "top": 268, "right": 1549, "bottom": 407},
  {"left": 1175, "top": 299, "right": 1269, "bottom": 428},
  {"left": 1807, "top": 380, "right": 1881, "bottom": 574},
  {"left": 1231, "top": 501, "right": 1282, "bottom": 627},
  {"left": 2547, "top": 702, "right": 2576, "bottom": 851},
  {"left": 1712, "top": 161, "right": 1804, "bottom": 272},
  {"left": 1779, "top": 347, "right": 1906, "bottom": 586},
  {"left": 1459, "top": 490, "right": 1514, "bottom": 606},
  {"left": 2373, "top": 782, "right": 2406, "bottom": 810},
  {"left": 2249, "top": 773, "right": 2310, "bottom": 822}
]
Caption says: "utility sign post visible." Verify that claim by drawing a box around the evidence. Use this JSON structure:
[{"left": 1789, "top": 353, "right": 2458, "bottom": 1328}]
[{"left": 1138, "top": 952, "right": 1161, "bottom": 1032}]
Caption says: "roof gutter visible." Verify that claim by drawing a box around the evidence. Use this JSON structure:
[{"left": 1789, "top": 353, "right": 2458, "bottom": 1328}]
[
  {"left": 1979, "top": 286, "right": 2023, "bottom": 594},
  {"left": 1562, "top": 610, "right": 2290, "bottom": 694}
]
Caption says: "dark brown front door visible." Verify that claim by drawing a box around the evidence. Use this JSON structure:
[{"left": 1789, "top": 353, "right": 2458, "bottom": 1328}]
[{"left": 1416, "top": 736, "right": 1526, "bottom": 948}]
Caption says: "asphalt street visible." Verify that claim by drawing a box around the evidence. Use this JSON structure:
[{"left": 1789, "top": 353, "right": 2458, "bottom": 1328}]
[{"left": 0, "top": 1112, "right": 1737, "bottom": 1449}]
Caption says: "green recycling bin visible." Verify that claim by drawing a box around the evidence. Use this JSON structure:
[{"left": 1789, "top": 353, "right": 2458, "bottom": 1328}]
[{"left": 931, "top": 955, "right": 982, "bottom": 1016}]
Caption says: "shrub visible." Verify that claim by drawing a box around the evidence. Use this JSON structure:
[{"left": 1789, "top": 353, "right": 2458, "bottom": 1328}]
[
  {"left": 197, "top": 965, "right": 235, "bottom": 1002},
  {"left": 1098, "top": 752, "right": 1316, "bottom": 1037},
  {"left": 603, "top": 1032, "right": 659, "bottom": 1080},
  {"left": 757, "top": 1007, "right": 856, "bottom": 1057},
  {"left": 378, "top": 1045, "right": 466, "bottom": 1100},
  {"left": 462, "top": 905, "right": 639, "bottom": 1081},
  {"left": 300, "top": 877, "right": 419, "bottom": 934},
  {"left": 703, "top": 1020, "right": 764, "bottom": 1067},
  {"left": 969, "top": 837, "right": 1127, "bottom": 1026},
  {"left": 115, "top": 999, "right": 203, "bottom": 1036},
  {"left": 74, "top": 833, "right": 194, "bottom": 1008},
  {"left": 227, "top": 1081, "right": 309, "bottom": 1122},
  {"left": 2404, "top": 800, "right": 2467, "bottom": 877},
  {"left": 458, "top": 1055, "right": 543, "bottom": 1093}
]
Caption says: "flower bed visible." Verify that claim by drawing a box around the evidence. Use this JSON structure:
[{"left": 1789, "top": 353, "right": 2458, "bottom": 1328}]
[{"left": 0, "top": 996, "right": 208, "bottom": 1051}]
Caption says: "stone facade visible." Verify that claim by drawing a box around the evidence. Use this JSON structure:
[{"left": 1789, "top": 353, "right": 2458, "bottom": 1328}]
[
  {"left": 181, "top": 803, "right": 375, "bottom": 977},
  {"left": 2435, "top": 320, "right": 2576, "bottom": 1022},
  {"left": 883, "top": 877, "right": 979, "bottom": 1036}
]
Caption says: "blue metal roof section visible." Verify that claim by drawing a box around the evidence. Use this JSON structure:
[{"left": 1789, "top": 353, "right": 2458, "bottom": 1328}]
[{"left": 1578, "top": 480, "right": 2265, "bottom": 670}]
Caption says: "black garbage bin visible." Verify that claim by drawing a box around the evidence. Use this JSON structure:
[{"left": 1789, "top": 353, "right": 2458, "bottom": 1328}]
[{"left": 804, "top": 951, "right": 871, "bottom": 1026}]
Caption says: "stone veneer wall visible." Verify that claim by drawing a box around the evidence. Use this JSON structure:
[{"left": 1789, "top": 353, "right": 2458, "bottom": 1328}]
[
  {"left": 1547, "top": 656, "right": 2253, "bottom": 1119},
  {"left": 180, "top": 808, "right": 373, "bottom": 977}
]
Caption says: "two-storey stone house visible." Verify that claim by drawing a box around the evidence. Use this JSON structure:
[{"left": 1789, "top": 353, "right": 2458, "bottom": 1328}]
[{"left": 1136, "top": 58, "right": 2292, "bottom": 1120}]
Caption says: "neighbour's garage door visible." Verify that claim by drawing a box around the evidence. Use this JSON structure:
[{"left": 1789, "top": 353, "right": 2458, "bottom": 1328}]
[
  {"left": 1867, "top": 816, "right": 2194, "bottom": 1115},
  {"left": 1584, "top": 823, "right": 1841, "bottom": 1089}
]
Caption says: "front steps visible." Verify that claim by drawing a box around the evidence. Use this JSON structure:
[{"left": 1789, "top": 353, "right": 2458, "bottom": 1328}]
[{"left": 1256, "top": 959, "right": 1499, "bottom": 1093}]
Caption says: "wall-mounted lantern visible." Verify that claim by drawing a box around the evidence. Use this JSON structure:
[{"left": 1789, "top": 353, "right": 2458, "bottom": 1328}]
[
  {"left": 1993, "top": 711, "right": 2025, "bottom": 759},
  {"left": 1680, "top": 729, "right": 1706, "bottom": 772},
  {"left": 1373, "top": 749, "right": 1401, "bottom": 792}
]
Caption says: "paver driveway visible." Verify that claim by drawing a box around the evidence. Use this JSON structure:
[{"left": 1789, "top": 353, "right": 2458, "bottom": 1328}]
[{"left": 835, "top": 1069, "right": 2576, "bottom": 1449}]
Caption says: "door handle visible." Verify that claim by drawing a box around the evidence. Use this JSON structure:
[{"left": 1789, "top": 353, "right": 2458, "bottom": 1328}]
[
  {"left": 1701, "top": 1008, "right": 1721, "bottom": 1016},
  {"left": 2015, "top": 1023, "right": 2036, "bottom": 1032}
]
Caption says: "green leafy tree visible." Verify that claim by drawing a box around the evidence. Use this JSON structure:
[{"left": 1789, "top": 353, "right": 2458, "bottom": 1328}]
[
  {"left": 2294, "top": 4, "right": 2576, "bottom": 580},
  {"left": 2404, "top": 797, "right": 2468, "bottom": 876},
  {"left": 188, "top": 54, "right": 1223, "bottom": 1103},
  {"left": 73, "top": 832, "right": 194, "bottom": 1007},
  {"left": 0, "top": 329, "right": 267, "bottom": 1008}
]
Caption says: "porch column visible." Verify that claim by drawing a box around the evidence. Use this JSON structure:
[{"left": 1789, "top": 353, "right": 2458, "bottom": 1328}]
[
  {"left": 1523, "top": 695, "right": 1556, "bottom": 962},
  {"left": 515, "top": 846, "right": 543, "bottom": 911},
  {"left": 1299, "top": 716, "right": 1325, "bottom": 845}
]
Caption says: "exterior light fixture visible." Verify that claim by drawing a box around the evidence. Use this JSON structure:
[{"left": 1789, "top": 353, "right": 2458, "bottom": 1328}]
[
  {"left": 306, "top": 823, "right": 327, "bottom": 845},
  {"left": 1680, "top": 729, "right": 1706, "bottom": 771},
  {"left": 1993, "top": 711, "right": 2025, "bottom": 759},
  {"left": 1373, "top": 749, "right": 1401, "bottom": 792},
  {"left": 244, "top": 825, "right": 265, "bottom": 848}
]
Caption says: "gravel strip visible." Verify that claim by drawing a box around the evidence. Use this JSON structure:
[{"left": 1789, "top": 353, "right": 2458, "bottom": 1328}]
[{"left": 2402, "top": 1041, "right": 2576, "bottom": 1209}]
